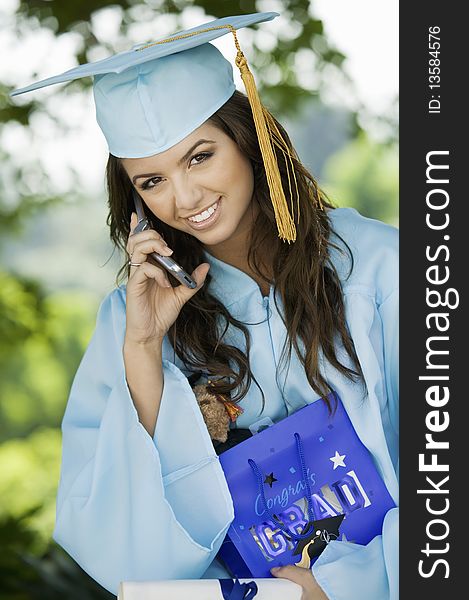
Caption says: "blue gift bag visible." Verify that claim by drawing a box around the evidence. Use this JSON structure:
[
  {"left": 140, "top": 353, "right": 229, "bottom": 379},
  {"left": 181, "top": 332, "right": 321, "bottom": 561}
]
[{"left": 218, "top": 391, "right": 395, "bottom": 578}]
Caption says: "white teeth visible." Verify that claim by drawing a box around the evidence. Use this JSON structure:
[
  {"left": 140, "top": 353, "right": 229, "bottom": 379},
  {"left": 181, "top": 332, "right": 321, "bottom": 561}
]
[{"left": 188, "top": 201, "right": 218, "bottom": 223}]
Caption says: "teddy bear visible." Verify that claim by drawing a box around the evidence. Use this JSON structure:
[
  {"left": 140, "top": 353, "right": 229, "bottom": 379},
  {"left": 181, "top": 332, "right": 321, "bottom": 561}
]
[{"left": 192, "top": 383, "right": 243, "bottom": 443}]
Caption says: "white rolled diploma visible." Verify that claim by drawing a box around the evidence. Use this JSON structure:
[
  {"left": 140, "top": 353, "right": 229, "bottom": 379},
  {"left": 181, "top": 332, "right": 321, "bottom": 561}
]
[{"left": 118, "top": 578, "right": 303, "bottom": 599}]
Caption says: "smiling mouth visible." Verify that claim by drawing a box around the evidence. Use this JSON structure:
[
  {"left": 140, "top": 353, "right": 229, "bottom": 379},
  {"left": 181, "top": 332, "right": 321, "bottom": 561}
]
[
  {"left": 185, "top": 198, "right": 221, "bottom": 231},
  {"left": 186, "top": 200, "right": 219, "bottom": 223}
]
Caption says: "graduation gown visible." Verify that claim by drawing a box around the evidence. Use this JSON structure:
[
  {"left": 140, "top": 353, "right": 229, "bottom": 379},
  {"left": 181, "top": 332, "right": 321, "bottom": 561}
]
[{"left": 53, "top": 207, "right": 399, "bottom": 598}]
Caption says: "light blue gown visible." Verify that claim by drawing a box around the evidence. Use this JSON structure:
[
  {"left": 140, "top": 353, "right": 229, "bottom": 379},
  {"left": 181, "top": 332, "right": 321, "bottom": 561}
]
[{"left": 53, "top": 207, "right": 399, "bottom": 599}]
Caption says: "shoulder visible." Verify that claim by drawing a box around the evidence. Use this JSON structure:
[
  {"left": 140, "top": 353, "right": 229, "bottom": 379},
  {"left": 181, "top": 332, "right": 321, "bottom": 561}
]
[{"left": 326, "top": 207, "right": 398, "bottom": 303}]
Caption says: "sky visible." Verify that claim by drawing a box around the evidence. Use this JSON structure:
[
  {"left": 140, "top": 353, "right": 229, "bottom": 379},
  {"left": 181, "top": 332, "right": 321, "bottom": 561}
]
[{"left": 314, "top": 0, "right": 398, "bottom": 114}]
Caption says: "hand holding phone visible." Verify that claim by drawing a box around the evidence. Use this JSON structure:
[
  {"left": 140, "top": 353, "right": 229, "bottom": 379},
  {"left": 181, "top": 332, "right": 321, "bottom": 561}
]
[
  {"left": 132, "top": 191, "right": 197, "bottom": 289},
  {"left": 124, "top": 193, "right": 210, "bottom": 346}
]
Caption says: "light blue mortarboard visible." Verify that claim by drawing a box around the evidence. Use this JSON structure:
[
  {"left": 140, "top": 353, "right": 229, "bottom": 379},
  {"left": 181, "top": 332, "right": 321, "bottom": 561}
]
[
  {"left": 11, "top": 12, "right": 278, "bottom": 158},
  {"left": 10, "top": 11, "right": 304, "bottom": 242}
]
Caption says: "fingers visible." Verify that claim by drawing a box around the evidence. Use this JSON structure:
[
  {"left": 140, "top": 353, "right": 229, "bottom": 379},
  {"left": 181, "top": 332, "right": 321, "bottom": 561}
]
[
  {"left": 130, "top": 238, "right": 174, "bottom": 267},
  {"left": 130, "top": 211, "right": 138, "bottom": 233},
  {"left": 271, "top": 565, "right": 328, "bottom": 599},
  {"left": 271, "top": 564, "right": 311, "bottom": 583},
  {"left": 191, "top": 262, "right": 211, "bottom": 287},
  {"left": 173, "top": 262, "right": 210, "bottom": 299},
  {"left": 129, "top": 260, "right": 171, "bottom": 288},
  {"left": 127, "top": 213, "right": 210, "bottom": 297},
  {"left": 127, "top": 212, "right": 168, "bottom": 256},
  {"left": 190, "top": 262, "right": 211, "bottom": 291},
  {"left": 127, "top": 213, "right": 173, "bottom": 272},
  {"left": 128, "top": 261, "right": 210, "bottom": 306}
]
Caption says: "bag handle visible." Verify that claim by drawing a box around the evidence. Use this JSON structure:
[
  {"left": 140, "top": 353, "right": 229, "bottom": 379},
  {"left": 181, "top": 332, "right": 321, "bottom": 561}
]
[{"left": 248, "top": 432, "right": 316, "bottom": 542}]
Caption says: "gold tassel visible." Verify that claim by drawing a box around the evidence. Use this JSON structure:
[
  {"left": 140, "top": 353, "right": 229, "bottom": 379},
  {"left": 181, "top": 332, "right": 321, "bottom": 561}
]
[
  {"left": 230, "top": 27, "right": 296, "bottom": 242},
  {"left": 263, "top": 107, "right": 301, "bottom": 224}
]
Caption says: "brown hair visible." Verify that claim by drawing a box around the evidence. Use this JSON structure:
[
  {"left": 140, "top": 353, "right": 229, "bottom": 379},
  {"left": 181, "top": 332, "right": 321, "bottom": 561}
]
[{"left": 106, "top": 91, "right": 365, "bottom": 414}]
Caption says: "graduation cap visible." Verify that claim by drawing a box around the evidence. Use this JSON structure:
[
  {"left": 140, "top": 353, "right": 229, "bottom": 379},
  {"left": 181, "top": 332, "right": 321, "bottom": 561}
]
[
  {"left": 292, "top": 514, "right": 345, "bottom": 568},
  {"left": 11, "top": 12, "right": 301, "bottom": 242}
]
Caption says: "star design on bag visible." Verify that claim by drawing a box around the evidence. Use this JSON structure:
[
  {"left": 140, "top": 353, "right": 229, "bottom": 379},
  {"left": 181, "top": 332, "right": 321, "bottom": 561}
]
[
  {"left": 264, "top": 472, "right": 278, "bottom": 487},
  {"left": 329, "top": 450, "right": 346, "bottom": 470}
]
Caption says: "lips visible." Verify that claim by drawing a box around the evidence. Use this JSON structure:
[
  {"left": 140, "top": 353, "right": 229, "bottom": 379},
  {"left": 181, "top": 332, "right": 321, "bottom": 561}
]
[
  {"left": 185, "top": 198, "right": 222, "bottom": 231},
  {"left": 187, "top": 200, "right": 219, "bottom": 223}
]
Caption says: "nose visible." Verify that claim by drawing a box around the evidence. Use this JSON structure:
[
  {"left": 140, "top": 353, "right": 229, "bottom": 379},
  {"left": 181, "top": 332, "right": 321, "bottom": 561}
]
[{"left": 172, "top": 175, "right": 204, "bottom": 213}]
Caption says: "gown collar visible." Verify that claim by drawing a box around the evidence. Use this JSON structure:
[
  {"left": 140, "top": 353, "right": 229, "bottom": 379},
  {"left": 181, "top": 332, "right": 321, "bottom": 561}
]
[{"left": 202, "top": 250, "right": 271, "bottom": 307}]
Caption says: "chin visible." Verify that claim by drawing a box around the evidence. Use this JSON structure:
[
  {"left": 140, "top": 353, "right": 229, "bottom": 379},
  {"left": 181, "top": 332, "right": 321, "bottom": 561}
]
[{"left": 191, "top": 221, "right": 240, "bottom": 247}]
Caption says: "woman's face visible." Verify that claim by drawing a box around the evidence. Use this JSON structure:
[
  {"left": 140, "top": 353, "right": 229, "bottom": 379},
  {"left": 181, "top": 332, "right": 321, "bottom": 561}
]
[{"left": 121, "top": 121, "right": 255, "bottom": 250}]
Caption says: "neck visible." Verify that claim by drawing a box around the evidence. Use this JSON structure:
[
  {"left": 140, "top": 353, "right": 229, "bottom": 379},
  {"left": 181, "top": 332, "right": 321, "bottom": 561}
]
[{"left": 203, "top": 212, "right": 274, "bottom": 288}]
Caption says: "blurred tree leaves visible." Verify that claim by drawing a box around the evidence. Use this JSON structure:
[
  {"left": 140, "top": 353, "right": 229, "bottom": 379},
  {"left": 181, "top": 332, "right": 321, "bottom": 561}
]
[
  {"left": 0, "top": 429, "right": 61, "bottom": 549},
  {"left": 0, "top": 271, "right": 45, "bottom": 354},
  {"left": 0, "top": 506, "right": 114, "bottom": 599},
  {"left": 18, "top": 0, "right": 123, "bottom": 33},
  {"left": 0, "top": 277, "right": 100, "bottom": 595},
  {"left": 321, "top": 133, "right": 398, "bottom": 225},
  {"left": 0, "top": 275, "right": 98, "bottom": 442},
  {"left": 0, "top": 83, "right": 41, "bottom": 126}
]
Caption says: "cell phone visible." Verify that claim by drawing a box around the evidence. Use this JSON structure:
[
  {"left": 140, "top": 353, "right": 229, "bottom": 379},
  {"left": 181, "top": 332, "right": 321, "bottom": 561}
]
[{"left": 132, "top": 190, "right": 197, "bottom": 289}]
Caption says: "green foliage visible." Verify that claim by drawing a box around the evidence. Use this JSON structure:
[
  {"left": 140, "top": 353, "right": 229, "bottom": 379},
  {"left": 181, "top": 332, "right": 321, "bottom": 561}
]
[
  {"left": 18, "top": 0, "right": 122, "bottom": 33},
  {"left": 0, "top": 429, "right": 61, "bottom": 550},
  {"left": 0, "top": 271, "right": 45, "bottom": 354},
  {"left": 0, "top": 273, "right": 98, "bottom": 442},
  {"left": 0, "top": 84, "right": 41, "bottom": 126},
  {"left": 0, "top": 507, "right": 114, "bottom": 599},
  {"left": 321, "top": 133, "right": 398, "bottom": 225}
]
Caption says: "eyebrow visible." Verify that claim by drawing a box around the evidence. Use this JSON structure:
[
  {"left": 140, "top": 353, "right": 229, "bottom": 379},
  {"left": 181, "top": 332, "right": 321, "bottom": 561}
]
[{"left": 131, "top": 139, "right": 216, "bottom": 184}]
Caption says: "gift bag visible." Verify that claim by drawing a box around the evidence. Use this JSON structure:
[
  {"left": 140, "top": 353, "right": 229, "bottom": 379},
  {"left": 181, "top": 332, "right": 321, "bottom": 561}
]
[{"left": 218, "top": 391, "right": 395, "bottom": 578}]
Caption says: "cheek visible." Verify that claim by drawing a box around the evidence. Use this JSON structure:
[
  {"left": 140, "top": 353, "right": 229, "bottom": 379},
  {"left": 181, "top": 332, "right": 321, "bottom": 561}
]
[
  {"left": 143, "top": 196, "right": 173, "bottom": 224},
  {"left": 222, "top": 154, "right": 254, "bottom": 201}
]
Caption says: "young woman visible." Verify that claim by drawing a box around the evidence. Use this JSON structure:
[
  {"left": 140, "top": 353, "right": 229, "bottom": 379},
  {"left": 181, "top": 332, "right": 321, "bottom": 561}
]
[{"left": 12, "top": 12, "right": 398, "bottom": 600}]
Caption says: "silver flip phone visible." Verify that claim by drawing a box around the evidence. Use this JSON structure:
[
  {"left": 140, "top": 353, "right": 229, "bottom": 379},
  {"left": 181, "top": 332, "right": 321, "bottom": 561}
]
[{"left": 132, "top": 190, "right": 197, "bottom": 289}]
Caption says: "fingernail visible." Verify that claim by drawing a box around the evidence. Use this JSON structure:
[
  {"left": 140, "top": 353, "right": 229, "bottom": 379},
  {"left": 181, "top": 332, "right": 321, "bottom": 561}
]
[{"left": 270, "top": 567, "right": 281, "bottom": 573}]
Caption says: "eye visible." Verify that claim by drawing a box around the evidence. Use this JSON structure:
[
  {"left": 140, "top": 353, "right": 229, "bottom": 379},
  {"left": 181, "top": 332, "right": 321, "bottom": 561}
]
[
  {"left": 190, "top": 152, "right": 213, "bottom": 166},
  {"left": 141, "top": 177, "right": 163, "bottom": 190}
]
